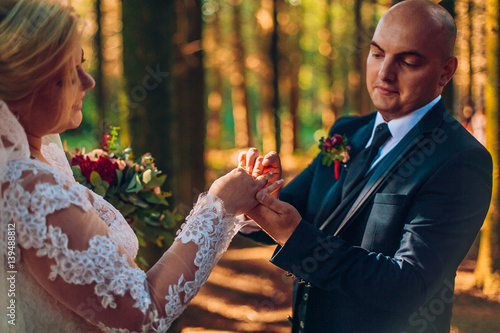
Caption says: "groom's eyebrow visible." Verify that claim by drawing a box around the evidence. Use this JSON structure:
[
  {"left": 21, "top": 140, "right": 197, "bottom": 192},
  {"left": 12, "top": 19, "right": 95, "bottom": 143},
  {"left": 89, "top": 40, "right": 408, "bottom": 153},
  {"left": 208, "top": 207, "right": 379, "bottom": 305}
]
[{"left": 370, "top": 41, "right": 425, "bottom": 59}]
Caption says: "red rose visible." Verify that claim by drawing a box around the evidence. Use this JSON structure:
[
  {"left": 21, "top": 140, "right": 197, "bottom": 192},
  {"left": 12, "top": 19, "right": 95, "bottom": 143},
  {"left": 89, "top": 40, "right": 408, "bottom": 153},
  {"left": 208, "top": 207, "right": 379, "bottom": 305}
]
[
  {"left": 93, "top": 156, "right": 119, "bottom": 186},
  {"left": 70, "top": 154, "right": 86, "bottom": 166},
  {"left": 332, "top": 134, "right": 344, "bottom": 145},
  {"left": 71, "top": 154, "right": 119, "bottom": 186},
  {"left": 323, "top": 134, "right": 344, "bottom": 151},
  {"left": 323, "top": 137, "right": 334, "bottom": 151}
]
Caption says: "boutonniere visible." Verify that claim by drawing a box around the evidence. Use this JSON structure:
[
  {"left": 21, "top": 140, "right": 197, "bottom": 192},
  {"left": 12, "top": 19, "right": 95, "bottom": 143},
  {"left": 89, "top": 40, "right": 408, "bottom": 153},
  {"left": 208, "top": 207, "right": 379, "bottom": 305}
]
[{"left": 318, "top": 134, "right": 351, "bottom": 179}]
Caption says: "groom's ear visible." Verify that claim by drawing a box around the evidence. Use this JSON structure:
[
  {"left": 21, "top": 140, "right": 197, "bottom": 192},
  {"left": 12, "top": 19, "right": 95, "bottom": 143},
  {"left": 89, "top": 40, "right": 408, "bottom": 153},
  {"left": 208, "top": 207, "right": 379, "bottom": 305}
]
[{"left": 439, "top": 56, "right": 457, "bottom": 87}]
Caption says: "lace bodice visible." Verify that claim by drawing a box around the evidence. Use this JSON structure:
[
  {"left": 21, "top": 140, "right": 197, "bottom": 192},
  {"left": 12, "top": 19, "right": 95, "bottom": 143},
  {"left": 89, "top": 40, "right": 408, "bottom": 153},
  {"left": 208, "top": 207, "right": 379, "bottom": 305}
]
[{"left": 0, "top": 102, "right": 244, "bottom": 332}]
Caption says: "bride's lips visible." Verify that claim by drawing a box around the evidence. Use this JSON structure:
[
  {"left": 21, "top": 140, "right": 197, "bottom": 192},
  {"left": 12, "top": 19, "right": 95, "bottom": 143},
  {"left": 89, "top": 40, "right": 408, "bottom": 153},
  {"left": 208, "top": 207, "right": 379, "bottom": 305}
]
[
  {"left": 73, "top": 95, "right": 85, "bottom": 111},
  {"left": 375, "top": 86, "right": 398, "bottom": 95},
  {"left": 73, "top": 101, "right": 83, "bottom": 111}
]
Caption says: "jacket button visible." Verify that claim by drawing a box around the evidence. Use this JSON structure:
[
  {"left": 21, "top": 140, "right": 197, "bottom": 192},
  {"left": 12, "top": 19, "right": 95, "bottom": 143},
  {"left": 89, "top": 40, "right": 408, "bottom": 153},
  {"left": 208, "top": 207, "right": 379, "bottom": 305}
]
[
  {"left": 303, "top": 293, "right": 308, "bottom": 301},
  {"left": 300, "top": 321, "right": 305, "bottom": 328}
]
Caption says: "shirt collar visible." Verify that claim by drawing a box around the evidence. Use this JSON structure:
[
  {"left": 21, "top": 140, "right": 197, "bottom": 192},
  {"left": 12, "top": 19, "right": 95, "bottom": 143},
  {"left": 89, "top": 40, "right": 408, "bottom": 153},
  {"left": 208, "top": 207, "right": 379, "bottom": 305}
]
[{"left": 366, "top": 95, "right": 441, "bottom": 148}]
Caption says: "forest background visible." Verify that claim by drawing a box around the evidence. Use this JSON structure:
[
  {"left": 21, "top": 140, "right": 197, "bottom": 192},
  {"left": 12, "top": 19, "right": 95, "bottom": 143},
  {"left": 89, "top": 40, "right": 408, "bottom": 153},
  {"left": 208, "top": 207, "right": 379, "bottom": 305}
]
[{"left": 63, "top": 0, "right": 500, "bottom": 331}]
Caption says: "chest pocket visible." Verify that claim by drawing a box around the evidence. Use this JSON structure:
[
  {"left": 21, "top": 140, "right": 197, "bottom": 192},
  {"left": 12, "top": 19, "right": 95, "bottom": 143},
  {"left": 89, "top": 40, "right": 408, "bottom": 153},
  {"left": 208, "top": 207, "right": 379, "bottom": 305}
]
[{"left": 361, "top": 193, "right": 407, "bottom": 254}]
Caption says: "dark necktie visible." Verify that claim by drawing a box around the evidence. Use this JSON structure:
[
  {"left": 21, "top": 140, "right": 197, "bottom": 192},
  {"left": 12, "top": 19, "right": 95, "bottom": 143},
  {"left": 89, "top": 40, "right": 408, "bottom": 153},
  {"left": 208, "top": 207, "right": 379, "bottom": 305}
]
[{"left": 342, "top": 123, "right": 392, "bottom": 197}]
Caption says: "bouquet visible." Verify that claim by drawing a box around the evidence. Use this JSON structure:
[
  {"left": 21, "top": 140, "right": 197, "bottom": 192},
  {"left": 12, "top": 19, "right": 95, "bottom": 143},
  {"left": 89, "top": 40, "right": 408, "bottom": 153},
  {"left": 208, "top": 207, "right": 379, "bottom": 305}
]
[{"left": 66, "top": 127, "right": 183, "bottom": 269}]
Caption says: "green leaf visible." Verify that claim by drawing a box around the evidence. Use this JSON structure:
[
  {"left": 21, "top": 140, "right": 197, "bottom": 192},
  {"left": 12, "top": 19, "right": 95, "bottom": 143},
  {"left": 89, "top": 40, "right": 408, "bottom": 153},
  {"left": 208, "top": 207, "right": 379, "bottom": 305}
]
[
  {"left": 126, "top": 174, "right": 142, "bottom": 193},
  {"left": 159, "top": 232, "right": 174, "bottom": 246},
  {"left": 102, "top": 181, "right": 110, "bottom": 191},
  {"left": 124, "top": 166, "right": 136, "bottom": 182},
  {"left": 127, "top": 194, "right": 149, "bottom": 208},
  {"left": 71, "top": 166, "right": 85, "bottom": 183},
  {"left": 137, "top": 236, "right": 146, "bottom": 248},
  {"left": 161, "top": 211, "right": 178, "bottom": 229},
  {"left": 144, "top": 174, "right": 167, "bottom": 189},
  {"left": 140, "top": 191, "right": 169, "bottom": 206},
  {"left": 72, "top": 165, "right": 83, "bottom": 177},
  {"left": 144, "top": 215, "right": 162, "bottom": 227},
  {"left": 116, "top": 169, "right": 123, "bottom": 186},
  {"left": 114, "top": 202, "right": 137, "bottom": 217},
  {"left": 94, "top": 185, "right": 106, "bottom": 197},
  {"left": 90, "top": 171, "right": 102, "bottom": 187}
]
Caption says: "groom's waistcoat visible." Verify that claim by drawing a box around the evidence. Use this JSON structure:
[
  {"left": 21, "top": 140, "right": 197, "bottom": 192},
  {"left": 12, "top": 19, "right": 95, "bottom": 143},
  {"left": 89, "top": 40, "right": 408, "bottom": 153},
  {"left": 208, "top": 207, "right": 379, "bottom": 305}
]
[{"left": 271, "top": 100, "right": 492, "bottom": 333}]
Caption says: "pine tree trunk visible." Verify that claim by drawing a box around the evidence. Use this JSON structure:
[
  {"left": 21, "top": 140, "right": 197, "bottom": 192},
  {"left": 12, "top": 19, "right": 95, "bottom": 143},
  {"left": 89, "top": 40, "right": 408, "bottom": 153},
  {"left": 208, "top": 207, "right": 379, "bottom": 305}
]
[
  {"left": 475, "top": 0, "right": 500, "bottom": 295},
  {"left": 173, "top": 0, "right": 206, "bottom": 209},
  {"left": 206, "top": 11, "right": 223, "bottom": 146},
  {"left": 289, "top": 4, "right": 302, "bottom": 152},
  {"left": 258, "top": 0, "right": 277, "bottom": 153},
  {"left": 271, "top": 0, "right": 281, "bottom": 153},
  {"left": 94, "top": 0, "right": 105, "bottom": 134},
  {"left": 322, "top": 0, "right": 337, "bottom": 130},
  {"left": 230, "top": 0, "right": 252, "bottom": 148},
  {"left": 122, "top": 0, "right": 177, "bottom": 203},
  {"left": 351, "top": 0, "right": 362, "bottom": 115}
]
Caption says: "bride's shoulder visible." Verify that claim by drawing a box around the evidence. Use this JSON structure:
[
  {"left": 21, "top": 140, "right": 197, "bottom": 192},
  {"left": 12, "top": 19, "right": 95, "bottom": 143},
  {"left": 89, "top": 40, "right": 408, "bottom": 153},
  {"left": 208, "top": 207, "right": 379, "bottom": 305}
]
[
  {"left": 2, "top": 158, "right": 93, "bottom": 211},
  {"left": 4, "top": 158, "right": 72, "bottom": 185}
]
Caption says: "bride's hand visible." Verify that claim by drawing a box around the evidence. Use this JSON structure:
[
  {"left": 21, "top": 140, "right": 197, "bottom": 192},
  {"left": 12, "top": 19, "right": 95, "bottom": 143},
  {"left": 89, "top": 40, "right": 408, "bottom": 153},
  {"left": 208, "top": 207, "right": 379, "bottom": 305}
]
[
  {"left": 238, "top": 148, "right": 282, "bottom": 198},
  {"left": 208, "top": 168, "right": 274, "bottom": 215}
]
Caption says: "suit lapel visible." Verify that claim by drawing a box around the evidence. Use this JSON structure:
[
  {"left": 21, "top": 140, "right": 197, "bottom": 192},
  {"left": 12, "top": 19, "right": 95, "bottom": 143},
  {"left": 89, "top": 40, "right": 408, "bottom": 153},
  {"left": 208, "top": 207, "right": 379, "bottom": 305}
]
[{"left": 320, "top": 100, "right": 448, "bottom": 235}]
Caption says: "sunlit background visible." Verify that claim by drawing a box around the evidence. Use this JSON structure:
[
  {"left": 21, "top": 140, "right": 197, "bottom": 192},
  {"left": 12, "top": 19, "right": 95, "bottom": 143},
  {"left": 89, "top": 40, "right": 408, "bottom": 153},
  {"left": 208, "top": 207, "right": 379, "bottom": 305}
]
[{"left": 61, "top": 0, "right": 500, "bottom": 332}]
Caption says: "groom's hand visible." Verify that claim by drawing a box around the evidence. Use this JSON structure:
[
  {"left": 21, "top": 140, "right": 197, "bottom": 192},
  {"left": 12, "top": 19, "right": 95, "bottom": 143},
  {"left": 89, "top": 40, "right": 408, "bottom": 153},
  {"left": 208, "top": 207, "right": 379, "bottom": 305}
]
[
  {"left": 246, "top": 190, "right": 301, "bottom": 246},
  {"left": 238, "top": 148, "right": 282, "bottom": 198}
]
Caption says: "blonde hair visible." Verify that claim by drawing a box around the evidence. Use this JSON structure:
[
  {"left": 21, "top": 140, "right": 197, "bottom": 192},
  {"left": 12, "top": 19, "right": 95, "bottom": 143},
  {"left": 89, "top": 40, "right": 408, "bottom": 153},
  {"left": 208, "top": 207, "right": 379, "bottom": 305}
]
[{"left": 0, "top": 0, "right": 80, "bottom": 114}]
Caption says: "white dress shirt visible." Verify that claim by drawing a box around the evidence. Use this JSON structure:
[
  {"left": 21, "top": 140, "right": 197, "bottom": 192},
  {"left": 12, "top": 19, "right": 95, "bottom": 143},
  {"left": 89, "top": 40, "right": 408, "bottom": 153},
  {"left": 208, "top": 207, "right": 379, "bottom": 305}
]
[{"left": 367, "top": 95, "right": 441, "bottom": 170}]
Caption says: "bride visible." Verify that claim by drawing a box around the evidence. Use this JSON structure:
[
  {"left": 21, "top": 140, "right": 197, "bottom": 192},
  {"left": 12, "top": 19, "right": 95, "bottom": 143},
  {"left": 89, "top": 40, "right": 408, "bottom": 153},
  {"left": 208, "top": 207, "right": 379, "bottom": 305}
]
[{"left": 0, "top": 0, "right": 280, "bottom": 332}]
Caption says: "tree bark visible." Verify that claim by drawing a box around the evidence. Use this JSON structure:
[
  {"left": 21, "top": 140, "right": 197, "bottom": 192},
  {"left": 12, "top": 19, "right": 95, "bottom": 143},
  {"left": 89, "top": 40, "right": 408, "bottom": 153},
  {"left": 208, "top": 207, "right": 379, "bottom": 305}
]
[
  {"left": 475, "top": 0, "right": 500, "bottom": 295},
  {"left": 230, "top": 0, "right": 253, "bottom": 148},
  {"left": 322, "top": 0, "right": 337, "bottom": 130},
  {"left": 94, "top": 0, "right": 105, "bottom": 134},
  {"left": 122, "top": 0, "right": 205, "bottom": 215},
  {"left": 258, "top": 0, "right": 277, "bottom": 153},
  {"left": 173, "top": 0, "right": 206, "bottom": 209},
  {"left": 289, "top": 3, "right": 302, "bottom": 152},
  {"left": 271, "top": 0, "right": 281, "bottom": 153},
  {"left": 206, "top": 10, "right": 223, "bottom": 147},
  {"left": 351, "top": 0, "right": 362, "bottom": 115}
]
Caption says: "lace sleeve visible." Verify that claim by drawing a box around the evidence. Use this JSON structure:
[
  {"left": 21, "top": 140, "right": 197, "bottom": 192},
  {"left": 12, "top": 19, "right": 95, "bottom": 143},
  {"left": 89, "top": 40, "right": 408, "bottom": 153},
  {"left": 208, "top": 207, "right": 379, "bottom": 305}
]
[{"left": 1, "top": 162, "right": 243, "bottom": 332}]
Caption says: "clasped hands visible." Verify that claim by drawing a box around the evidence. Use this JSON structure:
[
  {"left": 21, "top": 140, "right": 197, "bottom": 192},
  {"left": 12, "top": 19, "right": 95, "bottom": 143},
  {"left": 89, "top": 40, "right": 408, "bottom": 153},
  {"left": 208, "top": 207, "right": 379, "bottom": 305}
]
[
  {"left": 207, "top": 148, "right": 301, "bottom": 245},
  {"left": 238, "top": 148, "right": 302, "bottom": 245}
]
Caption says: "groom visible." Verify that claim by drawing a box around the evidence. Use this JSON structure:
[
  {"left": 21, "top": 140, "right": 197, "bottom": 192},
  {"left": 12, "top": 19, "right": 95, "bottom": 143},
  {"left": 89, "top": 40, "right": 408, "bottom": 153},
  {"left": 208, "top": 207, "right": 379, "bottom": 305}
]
[{"left": 241, "top": 1, "right": 492, "bottom": 332}]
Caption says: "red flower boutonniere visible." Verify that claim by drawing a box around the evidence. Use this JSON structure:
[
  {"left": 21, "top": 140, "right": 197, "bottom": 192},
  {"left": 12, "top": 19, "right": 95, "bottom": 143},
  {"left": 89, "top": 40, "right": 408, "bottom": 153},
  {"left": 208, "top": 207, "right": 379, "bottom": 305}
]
[{"left": 318, "top": 134, "right": 351, "bottom": 179}]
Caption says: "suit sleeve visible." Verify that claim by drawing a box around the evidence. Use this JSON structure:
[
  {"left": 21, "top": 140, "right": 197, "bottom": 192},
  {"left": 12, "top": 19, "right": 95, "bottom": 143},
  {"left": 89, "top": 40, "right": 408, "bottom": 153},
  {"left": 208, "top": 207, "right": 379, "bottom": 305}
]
[{"left": 270, "top": 145, "right": 492, "bottom": 314}]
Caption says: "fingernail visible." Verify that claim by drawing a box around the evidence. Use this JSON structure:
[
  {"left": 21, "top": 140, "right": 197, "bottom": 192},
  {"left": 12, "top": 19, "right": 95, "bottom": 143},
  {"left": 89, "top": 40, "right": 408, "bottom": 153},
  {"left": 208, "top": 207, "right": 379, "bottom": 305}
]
[
  {"left": 277, "top": 179, "right": 284, "bottom": 185},
  {"left": 257, "top": 192, "right": 265, "bottom": 201},
  {"left": 269, "top": 171, "right": 274, "bottom": 176}
]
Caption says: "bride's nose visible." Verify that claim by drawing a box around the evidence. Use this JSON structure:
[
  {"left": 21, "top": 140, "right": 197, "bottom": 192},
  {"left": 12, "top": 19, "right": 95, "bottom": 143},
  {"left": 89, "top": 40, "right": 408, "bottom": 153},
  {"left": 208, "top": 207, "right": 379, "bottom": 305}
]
[{"left": 79, "top": 69, "right": 95, "bottom": 91}]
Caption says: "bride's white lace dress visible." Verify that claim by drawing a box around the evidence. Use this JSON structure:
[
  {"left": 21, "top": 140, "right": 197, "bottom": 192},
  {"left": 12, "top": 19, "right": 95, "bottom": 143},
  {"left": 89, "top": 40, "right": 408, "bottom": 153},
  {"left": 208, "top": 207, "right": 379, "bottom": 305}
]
[{"left": 0, "top": 101, "right": 244, "bottom": 332}]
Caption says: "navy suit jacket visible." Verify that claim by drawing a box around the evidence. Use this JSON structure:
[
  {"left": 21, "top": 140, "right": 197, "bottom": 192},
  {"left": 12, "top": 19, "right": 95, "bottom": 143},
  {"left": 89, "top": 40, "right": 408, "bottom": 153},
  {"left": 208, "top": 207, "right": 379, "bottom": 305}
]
[{"left": 247, "top": 100, "right": 492, "bottom": 332}]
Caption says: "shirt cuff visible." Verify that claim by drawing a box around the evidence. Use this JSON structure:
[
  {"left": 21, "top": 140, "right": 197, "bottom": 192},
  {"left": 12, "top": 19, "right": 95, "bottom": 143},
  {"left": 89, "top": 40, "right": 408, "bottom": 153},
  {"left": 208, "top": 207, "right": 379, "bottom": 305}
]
[{"left": 236, "top": 214, "right": 262, "bottom": 234}]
